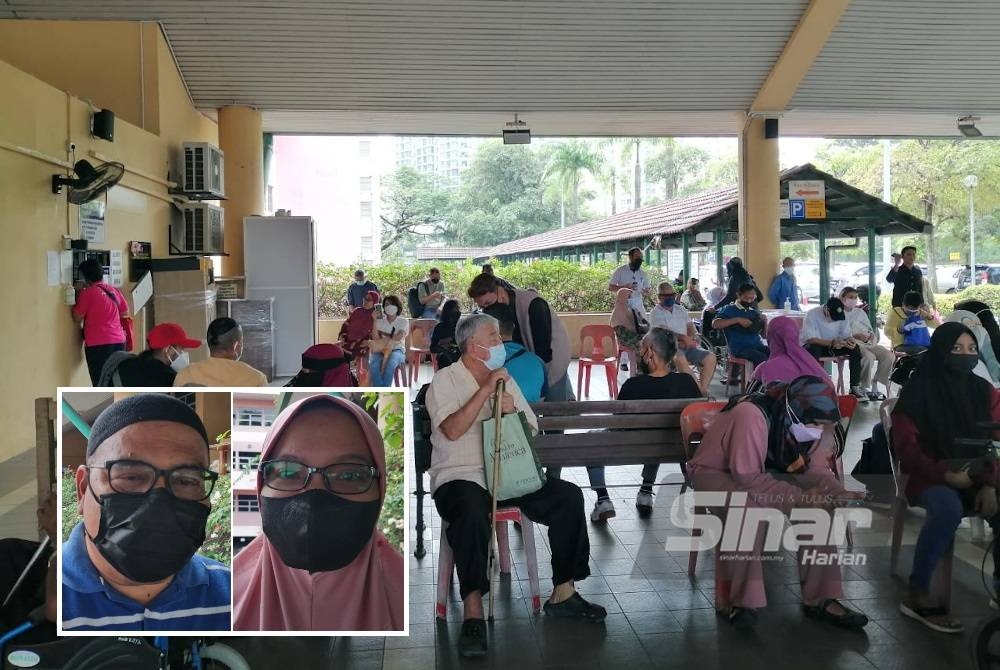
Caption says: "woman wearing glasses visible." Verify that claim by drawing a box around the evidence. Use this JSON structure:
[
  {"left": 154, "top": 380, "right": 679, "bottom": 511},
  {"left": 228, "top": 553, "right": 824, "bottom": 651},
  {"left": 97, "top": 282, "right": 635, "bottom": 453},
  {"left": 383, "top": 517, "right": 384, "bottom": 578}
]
[{"left": 232, "top": 394, "right": 404, "bottom": 631}]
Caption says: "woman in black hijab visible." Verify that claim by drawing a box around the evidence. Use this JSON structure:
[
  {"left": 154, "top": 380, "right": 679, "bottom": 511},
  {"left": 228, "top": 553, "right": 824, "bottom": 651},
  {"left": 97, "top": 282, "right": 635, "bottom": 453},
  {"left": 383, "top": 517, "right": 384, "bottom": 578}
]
[
  {"left": 892, "top": 321, "right": 1000, "bottom": 633},
  {"left": 954, "top": 299, "right": 1000, "bottom": 364},
  {"left": 719, "top": 257, "right": 763, "bottom": 308},
  {"left": 430, "top": 299, "right": 462, "bottom": 369}
]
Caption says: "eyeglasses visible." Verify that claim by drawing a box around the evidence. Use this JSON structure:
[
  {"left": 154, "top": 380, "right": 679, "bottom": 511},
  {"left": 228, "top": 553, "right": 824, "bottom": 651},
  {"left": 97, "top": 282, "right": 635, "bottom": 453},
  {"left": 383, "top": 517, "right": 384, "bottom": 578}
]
[
  {"left": 260, "top": 459, "right": 379, "bottom": 495},
  {"left": 88, "top": 459, "right": 218, "bottom": 501}
]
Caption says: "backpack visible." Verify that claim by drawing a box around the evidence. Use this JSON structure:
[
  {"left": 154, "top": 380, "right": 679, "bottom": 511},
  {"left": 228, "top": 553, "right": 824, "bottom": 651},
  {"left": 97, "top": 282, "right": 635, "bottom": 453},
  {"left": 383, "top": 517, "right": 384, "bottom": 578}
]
[
  {"left": 97, "top": 351, "right": 137, "bottom": 387},
  {"left": 851, "top": 423, "right": 895, "bottom": 504},
  {"left": 407, "top": 281, "right": 428, "bottom": 318}
]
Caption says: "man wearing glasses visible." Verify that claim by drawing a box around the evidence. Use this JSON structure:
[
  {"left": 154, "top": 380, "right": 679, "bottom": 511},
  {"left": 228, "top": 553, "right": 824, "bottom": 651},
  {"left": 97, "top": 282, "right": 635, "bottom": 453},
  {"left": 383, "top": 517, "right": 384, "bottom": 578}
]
[
  {"left": 61, "top": 394, "right": 230, "bottom": 631},
  {"left": 648, "top": 281, "right": 717, "bottom": 395}
]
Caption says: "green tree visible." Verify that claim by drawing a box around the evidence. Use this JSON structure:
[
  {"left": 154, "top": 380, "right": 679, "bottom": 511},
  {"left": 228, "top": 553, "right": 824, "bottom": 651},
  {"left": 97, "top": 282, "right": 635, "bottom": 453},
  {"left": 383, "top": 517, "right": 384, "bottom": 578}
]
[
  {"left": 447, "top": 141, "right": 560, "bottom": 246},
  {"left": 644, "top": 138, "right": 712, "bottom": 200},
  {"left": 379, "top": 167, "right": 451, "bottom": 258},
  {"left": 544, "top": 140, "right": 604, "bottom": 225}
]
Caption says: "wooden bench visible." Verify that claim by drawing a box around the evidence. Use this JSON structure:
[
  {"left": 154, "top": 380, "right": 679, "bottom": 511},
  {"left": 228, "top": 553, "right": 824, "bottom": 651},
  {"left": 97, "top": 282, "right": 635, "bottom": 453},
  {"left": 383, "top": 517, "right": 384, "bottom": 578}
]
[{"left": 411, "top": 397, "right": 701, "bottom": 557}]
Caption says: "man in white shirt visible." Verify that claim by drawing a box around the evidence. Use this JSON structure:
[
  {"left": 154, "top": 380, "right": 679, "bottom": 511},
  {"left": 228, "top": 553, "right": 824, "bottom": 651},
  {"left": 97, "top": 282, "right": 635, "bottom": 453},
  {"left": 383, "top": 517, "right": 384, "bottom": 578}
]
[
  {"left": 426, "top": 313, "right": 605, "bottom": 657},
  {"left": 800, "top": 297, "right": 864, "bottom": 398},
  {"left": 648, "top": 282, "right": 716, "bottom": 394},
  {"left": 174, "top": 318, "right": 268, "bottom": 387},
  {"left": 609, "top": 247, "right": 651, "bottom": 313},
  {"left": 840, "top": 287, "right": 893, "bottom": 400}
]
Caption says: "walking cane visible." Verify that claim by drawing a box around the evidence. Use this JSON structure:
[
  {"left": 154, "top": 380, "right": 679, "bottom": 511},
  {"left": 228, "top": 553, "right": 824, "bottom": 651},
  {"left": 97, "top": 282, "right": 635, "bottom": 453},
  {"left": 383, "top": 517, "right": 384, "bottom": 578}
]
[
  {"left": 2, "top": 536, "right": 50, "bottom": 609},
  {"left": 487, "top": 378, "right": 505, "bottom": 622}
]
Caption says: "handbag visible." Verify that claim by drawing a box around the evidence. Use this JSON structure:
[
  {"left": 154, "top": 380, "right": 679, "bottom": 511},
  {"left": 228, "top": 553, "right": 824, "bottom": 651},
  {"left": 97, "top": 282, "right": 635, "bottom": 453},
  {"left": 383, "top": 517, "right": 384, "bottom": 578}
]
[
  {"left": 633, "top": 309, "right": 650, "bottom": 336},
  {"left": 481, "top": 410, "right": 545, "bottom": 501}
]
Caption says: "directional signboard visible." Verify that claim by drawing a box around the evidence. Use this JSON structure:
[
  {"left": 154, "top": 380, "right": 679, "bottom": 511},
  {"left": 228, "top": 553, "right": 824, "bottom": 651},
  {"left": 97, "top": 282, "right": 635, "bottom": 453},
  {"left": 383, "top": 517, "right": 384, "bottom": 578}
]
[{"left": 788, "top": 180, "right": 825, "bottom": 200}]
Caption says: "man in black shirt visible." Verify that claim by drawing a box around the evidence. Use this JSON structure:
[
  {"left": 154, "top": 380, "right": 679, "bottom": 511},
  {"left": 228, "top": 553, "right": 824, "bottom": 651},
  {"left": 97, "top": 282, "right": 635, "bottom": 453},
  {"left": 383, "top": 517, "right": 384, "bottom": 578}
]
[
  {"left": 102, "top": 323, "right": 201, "bottom": 387},
  {"left": 886, "top": 246, "right": 923, "bottom": 308}
]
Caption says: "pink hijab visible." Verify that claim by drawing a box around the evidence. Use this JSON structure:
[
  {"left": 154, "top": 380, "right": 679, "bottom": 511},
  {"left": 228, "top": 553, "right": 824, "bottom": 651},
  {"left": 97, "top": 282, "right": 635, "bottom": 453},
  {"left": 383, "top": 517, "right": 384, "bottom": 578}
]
[
  {"left": 233, "top": 394, "right": 404, "bottom": 631},
  {"left": 751, "top": 316, "right": 833, "bottom": 387}
]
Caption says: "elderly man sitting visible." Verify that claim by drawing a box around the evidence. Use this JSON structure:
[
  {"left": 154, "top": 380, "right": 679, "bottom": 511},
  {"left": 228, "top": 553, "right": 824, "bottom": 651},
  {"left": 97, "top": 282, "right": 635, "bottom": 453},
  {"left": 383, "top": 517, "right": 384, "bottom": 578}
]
[
  {"left": 426, "top": 313, "right": 605, "bottom": 657},
  {"left": 62, "top": 394, "right": 230, "bottom": 631}
]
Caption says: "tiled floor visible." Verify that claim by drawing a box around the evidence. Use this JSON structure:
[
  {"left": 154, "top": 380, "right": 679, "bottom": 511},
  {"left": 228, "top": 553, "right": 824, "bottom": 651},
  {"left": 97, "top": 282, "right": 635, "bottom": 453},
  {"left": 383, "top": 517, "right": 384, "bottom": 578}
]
[{"left": 218, "top": 361, "right": 1000, "bottom": 669}]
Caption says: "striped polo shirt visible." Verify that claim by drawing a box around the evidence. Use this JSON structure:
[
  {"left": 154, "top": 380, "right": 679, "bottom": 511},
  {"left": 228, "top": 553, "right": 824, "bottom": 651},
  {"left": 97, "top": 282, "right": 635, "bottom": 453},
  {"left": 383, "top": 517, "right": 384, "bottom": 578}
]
[{"left": 62, "top": 523, "right": 231, "bottom": 631}]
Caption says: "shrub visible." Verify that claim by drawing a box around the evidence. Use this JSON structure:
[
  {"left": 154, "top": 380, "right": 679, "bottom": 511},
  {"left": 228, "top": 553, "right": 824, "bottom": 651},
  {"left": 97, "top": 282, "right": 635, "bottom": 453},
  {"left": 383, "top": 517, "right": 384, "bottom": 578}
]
[
  {"left": 876, "top": 284, "right": 1000, "bottom": 319},
  {"left": 362, "top": 391, "right": 404, "bottom": 553},
  {"left": 317, "top": 259, "right": 665, "bottom": 319}
]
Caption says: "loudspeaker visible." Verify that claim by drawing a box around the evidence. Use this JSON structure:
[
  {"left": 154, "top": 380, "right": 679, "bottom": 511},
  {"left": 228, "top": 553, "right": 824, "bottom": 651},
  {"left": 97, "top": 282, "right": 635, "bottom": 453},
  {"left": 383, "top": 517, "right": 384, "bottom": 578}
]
[
  {"left": 92, "top": 109, "right": 115, "bottom": 142},
  {"left": 764, "top": 118, "right": 779, "bottom": 139}
]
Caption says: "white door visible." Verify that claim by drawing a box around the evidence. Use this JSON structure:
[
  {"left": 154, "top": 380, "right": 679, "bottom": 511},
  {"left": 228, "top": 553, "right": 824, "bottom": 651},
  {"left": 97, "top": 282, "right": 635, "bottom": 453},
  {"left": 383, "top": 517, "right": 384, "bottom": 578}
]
[{"left": 244, "top": 216, "right": 316, "bottom": 378}]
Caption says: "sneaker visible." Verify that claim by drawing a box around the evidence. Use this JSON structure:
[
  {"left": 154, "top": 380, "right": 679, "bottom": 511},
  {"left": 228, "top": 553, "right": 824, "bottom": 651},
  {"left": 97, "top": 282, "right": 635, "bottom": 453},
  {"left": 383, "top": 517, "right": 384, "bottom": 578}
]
[
  {"left": 458, "top": 618, "right": 488, "bottom": 657},
  {"left": 590, "top": 498, "right": 616, "bottom": 522},
  {"left": 850, "top": 387, "right": 867, "bottom": 400},
  {"left": 620, "top": 362, "right": 629, "bottom": 371},
  {"left": 899, "top": 601, "right": 964, "bottom": 634},
  {"left": 636, "top": 491, "right": 654, "bottom": 517},
  {"left": 543, "top": 592, "right": 607, "bottom": 622}
]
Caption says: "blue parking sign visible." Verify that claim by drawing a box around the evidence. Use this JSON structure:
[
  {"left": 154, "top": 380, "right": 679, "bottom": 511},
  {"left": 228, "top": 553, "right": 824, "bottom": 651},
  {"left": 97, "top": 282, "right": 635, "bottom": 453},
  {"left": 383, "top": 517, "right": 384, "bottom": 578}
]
[{"left": 789, "top": 199, "right": 805, "bottom": 219}]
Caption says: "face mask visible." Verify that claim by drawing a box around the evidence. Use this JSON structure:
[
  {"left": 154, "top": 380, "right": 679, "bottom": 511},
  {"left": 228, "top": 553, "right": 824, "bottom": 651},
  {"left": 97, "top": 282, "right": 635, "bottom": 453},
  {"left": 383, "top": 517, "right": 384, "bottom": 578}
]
[
  {"left": 170, "top": 349, "right": 190, "bottom": 372},
  {"left": 904, "top": 308, "right": 918, "bottom": 316},
  {"left": 355, "top": 280, "right": 366, "bottom": 286},
  {"left": 86, "top": 487, "right": 208, "bottom": 583},
  {"left": 261, "top": 489, "right": 380, "bottom": 573},
  {"left": 944, "top": 353, "right": 980, "bottom": 375},
  {"left": 629, "top": 259, "right": 643, "bottom": 271},
  {"left": 384, "top": 305, "right": 399, "bottom": 317},
  {"left": 843, "top": 298, "right": 859, "bottom": 309},
  {"left": 789, "top": 421, "right": 824, "bottom": 444},
  {"left": 477, "top": 343, "right": 507, "bottom": 370},
  {"left": 636, "top": 351, "right": 652, "bottom": 375},
  {"left": 785, "top": 267, "right": 795, "bottom": 276},
  {"left": 661, "top": 297, "right": 676, "bottom": 308},
  {"left": 234, "top": 342, "right": 243, "bottom": 362}
]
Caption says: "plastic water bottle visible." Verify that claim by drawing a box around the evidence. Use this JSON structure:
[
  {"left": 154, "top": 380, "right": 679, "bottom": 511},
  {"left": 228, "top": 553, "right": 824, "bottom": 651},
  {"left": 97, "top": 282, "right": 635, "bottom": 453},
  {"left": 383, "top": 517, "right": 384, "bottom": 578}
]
[{"left": 783, "top": 298, "right": 791, "bottom": 314}]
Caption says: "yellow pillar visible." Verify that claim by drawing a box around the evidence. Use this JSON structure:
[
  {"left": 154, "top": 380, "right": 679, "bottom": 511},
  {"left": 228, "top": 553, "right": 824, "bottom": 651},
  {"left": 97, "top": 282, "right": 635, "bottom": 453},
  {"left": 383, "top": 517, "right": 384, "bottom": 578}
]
[
  {"left": 218, "top": 106, "right": 264, "bottom": 277},
  {"left": 738, "top": 118, "right": 780, "bottom": 308}
]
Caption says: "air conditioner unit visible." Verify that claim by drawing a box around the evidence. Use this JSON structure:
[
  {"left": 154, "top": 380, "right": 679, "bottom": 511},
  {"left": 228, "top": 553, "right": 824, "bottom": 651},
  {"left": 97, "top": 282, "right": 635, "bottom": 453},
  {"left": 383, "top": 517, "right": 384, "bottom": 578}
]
[
  {"left": 181, "top": 142, "right": 225, "bottom": 198},
  {"left": 172, "top": 203, "right": 225, "bottom": 255}
]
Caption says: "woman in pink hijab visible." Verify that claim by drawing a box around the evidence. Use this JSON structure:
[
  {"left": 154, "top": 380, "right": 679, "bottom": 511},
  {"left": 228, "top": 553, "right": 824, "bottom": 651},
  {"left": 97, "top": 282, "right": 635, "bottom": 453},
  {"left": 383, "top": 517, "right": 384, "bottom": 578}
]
[
  {"left": 751, "top": 316, "right": 833, "bottom": 388},
  {"left": 233, "top": 394, "right": 404, "bottom": 631}
]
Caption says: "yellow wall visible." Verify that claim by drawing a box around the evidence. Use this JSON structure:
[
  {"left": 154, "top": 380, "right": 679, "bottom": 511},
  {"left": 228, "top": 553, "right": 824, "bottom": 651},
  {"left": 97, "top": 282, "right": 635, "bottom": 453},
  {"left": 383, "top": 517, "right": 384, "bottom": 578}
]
[
  {"left": 0, "top": 25, "right": 217, "bottom": 462},
  {"left": 0, "top": 21, "right": 160, "bottom": 133}
]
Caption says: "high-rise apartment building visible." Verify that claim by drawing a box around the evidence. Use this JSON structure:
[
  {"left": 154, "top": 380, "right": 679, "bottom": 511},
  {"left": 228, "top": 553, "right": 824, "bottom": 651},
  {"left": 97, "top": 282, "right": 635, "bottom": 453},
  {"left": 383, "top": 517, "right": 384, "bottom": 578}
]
[{"left": 395, "top": 136, "right": 479, "bottom": 185}]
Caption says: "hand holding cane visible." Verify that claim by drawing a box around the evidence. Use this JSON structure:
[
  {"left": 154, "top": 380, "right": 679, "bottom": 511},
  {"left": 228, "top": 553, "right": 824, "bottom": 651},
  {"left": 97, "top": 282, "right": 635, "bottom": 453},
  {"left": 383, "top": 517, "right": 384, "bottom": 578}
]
[{"left": 487, "top": 377, "right": 505, "bottom": 622}]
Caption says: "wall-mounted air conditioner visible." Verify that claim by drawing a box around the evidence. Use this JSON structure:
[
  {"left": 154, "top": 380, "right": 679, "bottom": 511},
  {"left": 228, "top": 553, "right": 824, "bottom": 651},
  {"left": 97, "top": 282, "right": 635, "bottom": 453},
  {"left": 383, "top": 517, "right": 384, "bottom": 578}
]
[
  {"left": 181, "top": 142, "right": 225, "bottom": 199},
  {"left": 172, "top": 203, "right": 225, "bottom": 255}
]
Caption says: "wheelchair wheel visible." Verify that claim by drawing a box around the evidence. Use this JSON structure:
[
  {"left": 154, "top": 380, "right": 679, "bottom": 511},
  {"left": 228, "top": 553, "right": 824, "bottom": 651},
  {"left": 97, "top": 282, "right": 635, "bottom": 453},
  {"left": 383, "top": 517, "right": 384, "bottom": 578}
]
[
  {"left": 971, "top": 614, "right": 1000, "bottom": 669},
  {"left": 199, "top": 642, "right": 252, "bottom": 670}
]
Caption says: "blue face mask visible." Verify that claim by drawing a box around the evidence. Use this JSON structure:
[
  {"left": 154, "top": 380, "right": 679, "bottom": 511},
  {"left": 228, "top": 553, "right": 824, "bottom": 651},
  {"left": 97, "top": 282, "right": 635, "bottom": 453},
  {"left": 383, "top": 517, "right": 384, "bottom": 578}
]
[
  {"left": 477, "top": 343, "right": 507, "bottom": 370},
  {"left": 661, "top": 296, "right": 676, "bottom": 308}
]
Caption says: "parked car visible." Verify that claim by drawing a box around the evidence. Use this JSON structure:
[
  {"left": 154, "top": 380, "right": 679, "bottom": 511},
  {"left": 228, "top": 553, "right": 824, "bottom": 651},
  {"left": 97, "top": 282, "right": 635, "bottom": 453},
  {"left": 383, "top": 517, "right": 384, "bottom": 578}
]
[
  {"left": 954, "top": 264, "right": 1000, "bottom": 291},
  {"left": 830, "top": 265, "right": 885, "bottom": 304}
]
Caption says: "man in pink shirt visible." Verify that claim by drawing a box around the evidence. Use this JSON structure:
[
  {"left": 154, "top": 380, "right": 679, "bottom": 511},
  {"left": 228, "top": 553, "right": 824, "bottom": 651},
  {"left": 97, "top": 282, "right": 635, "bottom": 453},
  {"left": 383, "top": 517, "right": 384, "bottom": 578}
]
[{"left": 72, "top": 259, "right": 128, "bottom": 384}]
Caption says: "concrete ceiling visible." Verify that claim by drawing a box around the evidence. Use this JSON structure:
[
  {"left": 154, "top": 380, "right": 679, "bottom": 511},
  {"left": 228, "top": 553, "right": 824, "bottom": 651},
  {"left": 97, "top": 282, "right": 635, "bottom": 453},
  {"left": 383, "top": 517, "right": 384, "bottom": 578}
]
[{"left": 5, "top": 0, "right": 1000, "bottom": 137}]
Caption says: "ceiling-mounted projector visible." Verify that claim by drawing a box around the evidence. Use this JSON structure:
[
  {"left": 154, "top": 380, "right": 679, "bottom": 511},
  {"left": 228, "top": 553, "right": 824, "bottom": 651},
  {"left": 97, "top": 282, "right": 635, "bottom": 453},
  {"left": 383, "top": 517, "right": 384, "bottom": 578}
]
[{"left": 503, "top": 114, "right": 530, "bottom": 144}]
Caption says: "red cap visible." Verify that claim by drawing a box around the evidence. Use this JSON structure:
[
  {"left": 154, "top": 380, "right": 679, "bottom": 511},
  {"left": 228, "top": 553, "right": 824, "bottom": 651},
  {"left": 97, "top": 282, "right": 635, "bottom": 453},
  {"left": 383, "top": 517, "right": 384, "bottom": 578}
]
[
  {"left": 147, "top": 323, "right": 201, "bottom": 350},
  {"left": 365, "top": 290, "right": 380, "bottom": 303}
]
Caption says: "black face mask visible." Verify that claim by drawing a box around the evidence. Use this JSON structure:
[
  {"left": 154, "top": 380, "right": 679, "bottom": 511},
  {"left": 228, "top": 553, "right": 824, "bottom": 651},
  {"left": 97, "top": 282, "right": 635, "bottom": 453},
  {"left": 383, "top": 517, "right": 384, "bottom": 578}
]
[
  {"left": 86, "top": 487, "right": 209, "bottom": 583},
  {"left": 944, "top": 353, "right": 979, "bottom": 376},
  {"left": 629, "top": 259, "right": 643, "bottom": 271},
  {"left": 740, "top": 300, "right": 755, "bottom": 309},
  {"left": 260, "top": 489, "right": 381, "bottom": 573}
]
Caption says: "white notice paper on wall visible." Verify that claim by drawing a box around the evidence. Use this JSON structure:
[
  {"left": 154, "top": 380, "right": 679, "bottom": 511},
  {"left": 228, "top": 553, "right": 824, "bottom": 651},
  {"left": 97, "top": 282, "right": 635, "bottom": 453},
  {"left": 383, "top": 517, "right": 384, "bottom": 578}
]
[
  {"left": 79, "top": 200, "right": 106, "bottom": 243},
  {"left": 109, "top": 249, "right": 124, "bottom": 287},
  {"left": 46, "top": 251, "right": 59, "bottom": 286}
]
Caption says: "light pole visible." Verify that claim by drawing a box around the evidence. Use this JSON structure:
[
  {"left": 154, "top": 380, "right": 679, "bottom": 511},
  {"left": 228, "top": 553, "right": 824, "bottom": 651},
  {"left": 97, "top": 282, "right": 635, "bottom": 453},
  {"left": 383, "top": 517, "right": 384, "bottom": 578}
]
[{"left": 964, "top": 174, "right": 978, "bottom": 284}]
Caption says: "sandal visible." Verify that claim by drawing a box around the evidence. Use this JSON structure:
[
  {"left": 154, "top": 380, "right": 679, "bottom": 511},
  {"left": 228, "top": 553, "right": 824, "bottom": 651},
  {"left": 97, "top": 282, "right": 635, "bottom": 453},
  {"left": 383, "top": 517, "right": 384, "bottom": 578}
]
[
  {"left": 543, "top": 593, "right": 607, "bottom": 622},
  {"left": 803, "top": 598, "right": 868, "bottom": 629},
  {"left": 899, "top": 601, "right": 964, "bottom": 633}
]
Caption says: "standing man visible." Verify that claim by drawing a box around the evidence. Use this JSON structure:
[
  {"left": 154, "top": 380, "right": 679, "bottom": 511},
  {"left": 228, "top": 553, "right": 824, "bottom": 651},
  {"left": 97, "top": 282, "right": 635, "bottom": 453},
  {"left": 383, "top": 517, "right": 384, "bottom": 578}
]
[
  {"left": 469, "top": 274, "right": 573, "bottom": 403},
  {"left": 800, "top": 297, "right": 865, "bottom": 398},
  {"left": 173, "top": 317, "right": 268, "bottom": 387},
  {"left": 886, "top": 246, "right": 923, "bottom": 307},
  {"left": 767, "top": 257, "right": 800, "bottom": 311},
  {"left": 609, "top": 247, "right": 652, "bottom": 314},
  {"left": 648, "top": 282, "right": 717, "bottom": 395},
  {"left": 346, "top": 269, "right": 379, "bottom": 311},
  {"left": 418, "top": 267, "right": 447, "bottom": 319}
]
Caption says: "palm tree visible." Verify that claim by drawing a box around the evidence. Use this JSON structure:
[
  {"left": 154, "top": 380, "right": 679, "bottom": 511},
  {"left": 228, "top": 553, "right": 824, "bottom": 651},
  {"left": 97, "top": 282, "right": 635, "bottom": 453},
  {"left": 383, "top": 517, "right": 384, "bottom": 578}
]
[
  {"left": 600, "top": 138, "right": 643, "bottom": 210},
  {"left": 544, "top": 140, "right": 604, "bottom": 225}
]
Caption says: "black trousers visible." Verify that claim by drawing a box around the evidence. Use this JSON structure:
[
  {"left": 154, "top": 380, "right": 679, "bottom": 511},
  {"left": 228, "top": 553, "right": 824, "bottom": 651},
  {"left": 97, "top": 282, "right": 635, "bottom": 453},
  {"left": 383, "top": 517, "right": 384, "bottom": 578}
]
[
  {"left": 433, "top": 477, "right": 591, "bottom": 599},
  {"left": 804, "top": 343, "right": 861, "bottom": 387},
  {"left": 84, "top": 342, "right": 125, "bottom": 385}
]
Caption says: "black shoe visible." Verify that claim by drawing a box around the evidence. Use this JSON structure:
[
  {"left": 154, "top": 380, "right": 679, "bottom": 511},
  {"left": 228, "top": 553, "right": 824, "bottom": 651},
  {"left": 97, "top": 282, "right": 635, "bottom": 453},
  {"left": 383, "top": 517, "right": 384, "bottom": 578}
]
[
  {"left": 727, "top": 607, "right": 758, "bottom": 630},
  {"left": 458, "top": 618, "right": 488, "bottom": 657},
  {"left": 543, "top": 593, "right": 607, "bottom": 622},
  {"left": 620, "top": 362, "right": 629, "bottom": 371},
  {"left": 803, "top": 599, "right": 868, "bottom": 630}
]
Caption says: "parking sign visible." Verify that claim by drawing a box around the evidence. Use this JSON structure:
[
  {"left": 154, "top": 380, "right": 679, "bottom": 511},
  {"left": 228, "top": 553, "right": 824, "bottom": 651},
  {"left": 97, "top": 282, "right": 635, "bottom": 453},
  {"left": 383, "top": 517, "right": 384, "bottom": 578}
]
[{"left": 789, "top": 199, "right": 805, "bottom": 219}]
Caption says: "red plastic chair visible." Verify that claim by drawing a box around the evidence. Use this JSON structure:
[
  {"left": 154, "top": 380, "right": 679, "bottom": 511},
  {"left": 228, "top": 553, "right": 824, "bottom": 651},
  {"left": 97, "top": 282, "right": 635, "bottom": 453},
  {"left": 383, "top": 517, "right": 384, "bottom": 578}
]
[
  {"left": 577, "top": 325, "right": 619, "bottom": 399},
  {"left": 407, "top": 318, "right": 438, "bottom": 385}
]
